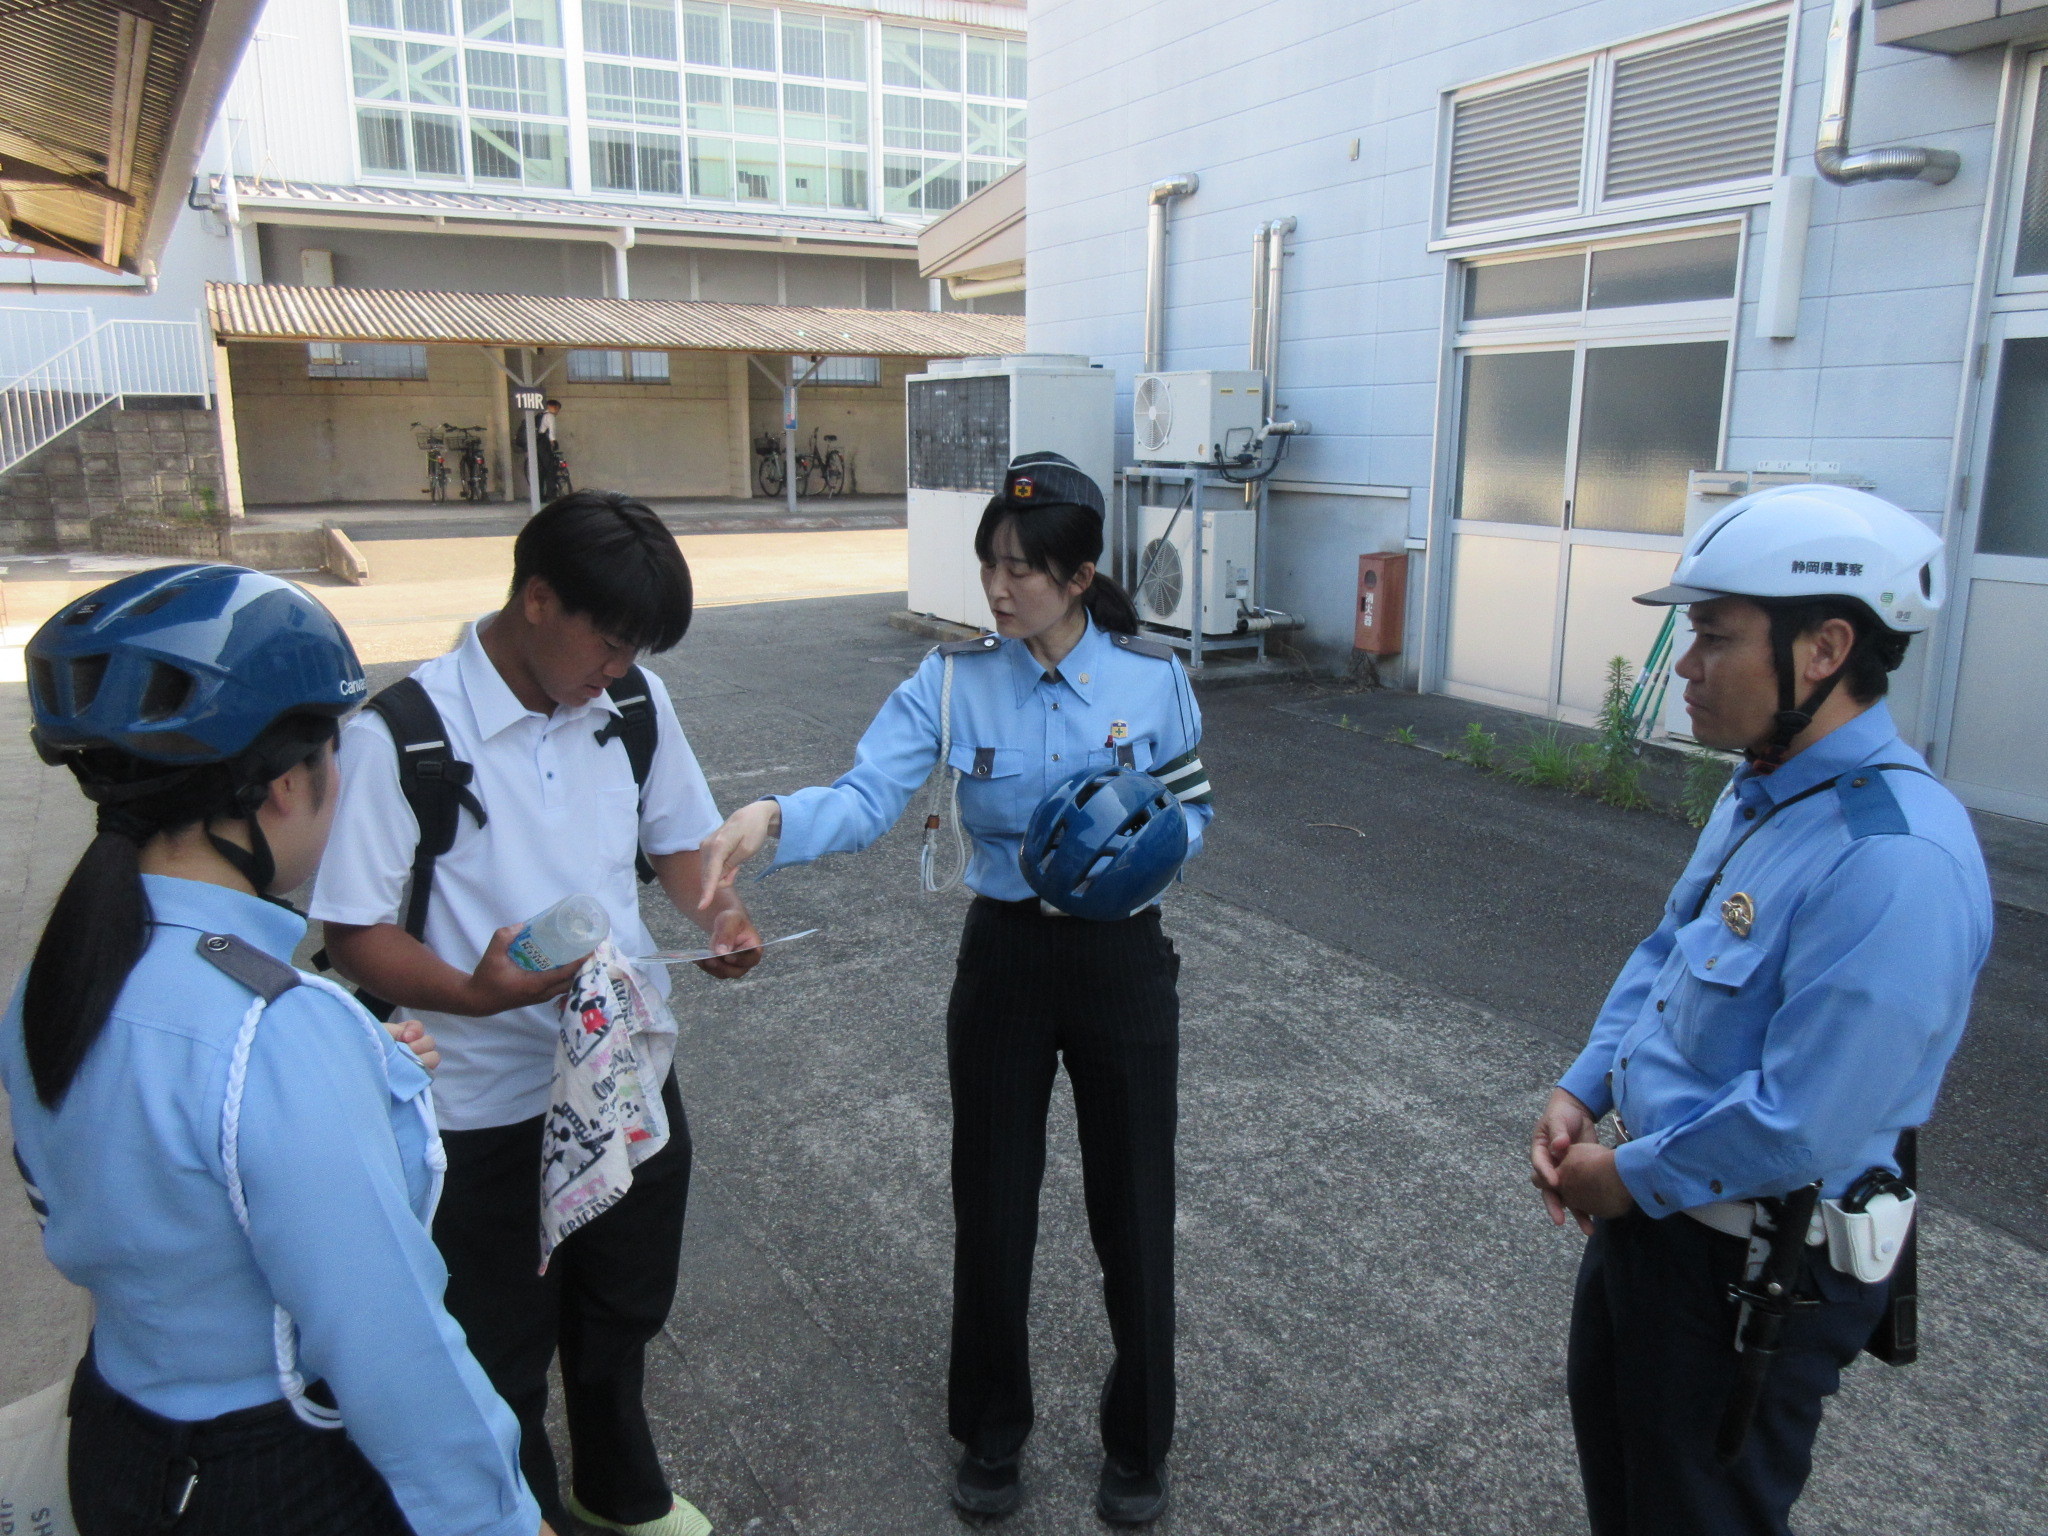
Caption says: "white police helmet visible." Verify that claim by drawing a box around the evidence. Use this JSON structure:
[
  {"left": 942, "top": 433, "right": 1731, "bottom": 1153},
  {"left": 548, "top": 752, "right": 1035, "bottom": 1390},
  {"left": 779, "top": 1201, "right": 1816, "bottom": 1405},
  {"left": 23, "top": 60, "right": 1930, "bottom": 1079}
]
[{"left": 1635, "top": 484, "right": 1944, "bottom": 634}]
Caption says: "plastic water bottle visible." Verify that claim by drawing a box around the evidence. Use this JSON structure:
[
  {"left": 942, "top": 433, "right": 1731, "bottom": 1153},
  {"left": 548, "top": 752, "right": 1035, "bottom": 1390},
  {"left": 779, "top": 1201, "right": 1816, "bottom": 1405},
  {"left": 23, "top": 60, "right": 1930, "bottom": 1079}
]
[{"left": 508, "top": 893, "right": 610, "bottom": 971}]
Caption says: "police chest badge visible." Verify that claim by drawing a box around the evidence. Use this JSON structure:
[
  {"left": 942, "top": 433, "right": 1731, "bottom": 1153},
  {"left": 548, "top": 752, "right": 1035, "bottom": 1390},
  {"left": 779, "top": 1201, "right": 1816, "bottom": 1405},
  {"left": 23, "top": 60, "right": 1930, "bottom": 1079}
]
[
  {"left": 1721, "top": 891, "right": 1755, "bottom": 939},
  {"left": 1106, "top": 719, "right": 1129, "bottom": 743}
]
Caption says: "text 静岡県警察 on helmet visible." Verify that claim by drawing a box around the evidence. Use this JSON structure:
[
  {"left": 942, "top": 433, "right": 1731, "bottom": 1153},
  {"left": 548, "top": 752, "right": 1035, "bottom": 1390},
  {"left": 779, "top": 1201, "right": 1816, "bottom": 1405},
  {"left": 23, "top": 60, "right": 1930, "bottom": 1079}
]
[
  {"left": 1634, "top": 483, "right": 1944, "bottom": 632},
  {"left": 26, "top": 563, "right": 366, "bottom": 767},
  {"left": 1020, "top": 766, "right": 1188, "bottom": 920}
]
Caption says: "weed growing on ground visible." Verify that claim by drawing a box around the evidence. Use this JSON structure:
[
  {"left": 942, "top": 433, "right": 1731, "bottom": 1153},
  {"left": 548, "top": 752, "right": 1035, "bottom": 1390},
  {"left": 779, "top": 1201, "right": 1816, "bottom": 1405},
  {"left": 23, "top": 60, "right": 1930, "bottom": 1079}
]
[
  {"left": 1444, "top": 721, "right": 1499, "bottom": 770},
  {"left": 1500, "top": 726, "right": 1595, "bottom": 790},
  {"left": 1387, "top": 724, "right": 1419, "bottom": 747},
  {"left": 1681, "top": 748, "right": 1732, "bottom": 828},
  {"left": 1591, "top": 656, "right": 1653, "bottom": 810}
]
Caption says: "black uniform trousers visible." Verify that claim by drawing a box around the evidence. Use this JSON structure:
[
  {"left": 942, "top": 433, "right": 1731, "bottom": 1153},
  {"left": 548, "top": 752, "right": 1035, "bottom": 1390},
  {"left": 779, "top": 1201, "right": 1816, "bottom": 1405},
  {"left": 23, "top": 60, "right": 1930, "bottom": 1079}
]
[
  {"left": 68, "top": 1346, "right": 413, "bottom": 1536},
  {"left": 1568, "top": 1208, "right": 1889, "bottom": 1536},
  {"left": 945, "top": 896, "right": 1180, "bottom": 1475},
  {"left": 432, "top": 1072, "right": 690, "bottom": 1531}
]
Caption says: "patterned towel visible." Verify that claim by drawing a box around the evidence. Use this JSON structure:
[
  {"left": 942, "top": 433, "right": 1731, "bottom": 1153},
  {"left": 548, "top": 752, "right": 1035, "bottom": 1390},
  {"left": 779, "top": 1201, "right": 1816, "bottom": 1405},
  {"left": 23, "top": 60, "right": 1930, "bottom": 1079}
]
[{"left": 538, "top": 939, "right": 678, "bottom": 1272}]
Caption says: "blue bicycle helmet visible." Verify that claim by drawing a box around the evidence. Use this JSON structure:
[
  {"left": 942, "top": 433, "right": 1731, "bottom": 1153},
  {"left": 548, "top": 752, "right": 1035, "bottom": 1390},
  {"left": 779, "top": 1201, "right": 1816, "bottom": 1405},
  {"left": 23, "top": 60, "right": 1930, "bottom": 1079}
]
[
  {"left": 1020, "top": 766, "right": 1188, "bottom": 920},
  {"left": 27, "top": 563, "right": 365, "bottom": 767}
]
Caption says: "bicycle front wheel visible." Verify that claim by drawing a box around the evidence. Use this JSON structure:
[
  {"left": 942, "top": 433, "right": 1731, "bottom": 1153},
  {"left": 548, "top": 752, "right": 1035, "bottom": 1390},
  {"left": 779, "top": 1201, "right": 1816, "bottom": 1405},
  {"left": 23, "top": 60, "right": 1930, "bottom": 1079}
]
[
  {"left": 757, "top": 453, "right": 784, "bottom": 497},
  {"left": 429, "top": 459, "right": 448, "bottom": 503},
  {"left": 822, "top": 449, "right": 847, "bottom": 497}
]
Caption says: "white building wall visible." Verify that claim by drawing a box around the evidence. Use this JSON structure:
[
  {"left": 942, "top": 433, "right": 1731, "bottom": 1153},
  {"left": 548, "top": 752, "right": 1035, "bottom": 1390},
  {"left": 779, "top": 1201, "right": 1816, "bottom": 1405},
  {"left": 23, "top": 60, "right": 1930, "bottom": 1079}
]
[{"left": 1025, "top": 0, "right": 2008, "bottom": 698}]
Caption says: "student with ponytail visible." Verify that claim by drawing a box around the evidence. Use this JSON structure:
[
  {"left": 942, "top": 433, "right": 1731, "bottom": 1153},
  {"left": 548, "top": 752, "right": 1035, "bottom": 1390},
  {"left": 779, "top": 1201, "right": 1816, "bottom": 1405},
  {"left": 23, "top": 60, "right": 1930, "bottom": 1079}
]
[
  {"left": 4, "top": 565, "right": 543, "bottom": 1536},
  {"left": 697, "top": 452, "right": 1212, "bottom": 1526}
]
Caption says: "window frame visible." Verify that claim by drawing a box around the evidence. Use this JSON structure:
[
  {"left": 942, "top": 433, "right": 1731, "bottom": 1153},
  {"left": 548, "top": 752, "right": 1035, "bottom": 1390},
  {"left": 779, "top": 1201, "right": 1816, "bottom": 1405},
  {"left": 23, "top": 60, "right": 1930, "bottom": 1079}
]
[
  {"left": 1446, "top": 220, "right": 1746, "bottom": 545},
  {"left": 1431, "top": 2, "right": 1793, "bottom": 251}
]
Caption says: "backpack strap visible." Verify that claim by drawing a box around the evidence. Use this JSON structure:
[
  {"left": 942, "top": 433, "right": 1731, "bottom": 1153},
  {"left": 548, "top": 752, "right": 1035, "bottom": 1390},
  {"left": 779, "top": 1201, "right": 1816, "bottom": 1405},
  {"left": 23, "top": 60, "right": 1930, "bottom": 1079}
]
[
  {"left": 595, "top": 665, "right": 660, "bottom": 884},
  {"left": 368, "top": 677, "right": 487, "bottom": 941},
  {"left": 321, "top": 677, "right": 486, "bottom": 1021}
]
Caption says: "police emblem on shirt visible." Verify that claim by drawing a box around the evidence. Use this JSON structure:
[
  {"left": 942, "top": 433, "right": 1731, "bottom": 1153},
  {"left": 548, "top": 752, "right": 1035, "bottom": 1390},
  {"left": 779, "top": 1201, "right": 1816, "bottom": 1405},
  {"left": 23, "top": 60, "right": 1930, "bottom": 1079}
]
[
  {"left": 1721, "top": 891, "right": 1755, "bottom": 939},
  {"left": 1106, "top": 720, "right": 1129, "bottom": 743}
]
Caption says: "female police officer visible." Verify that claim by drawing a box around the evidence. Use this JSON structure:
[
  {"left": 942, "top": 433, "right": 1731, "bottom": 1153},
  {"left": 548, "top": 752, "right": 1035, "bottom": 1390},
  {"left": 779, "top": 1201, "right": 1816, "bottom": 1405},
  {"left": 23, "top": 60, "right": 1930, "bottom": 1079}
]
[
  {"left": 697, "top": 453, "right": 1211, "bottom": 1525},
  {"left": 5, "top": 565, "right": 544, "bottom": 1536}
]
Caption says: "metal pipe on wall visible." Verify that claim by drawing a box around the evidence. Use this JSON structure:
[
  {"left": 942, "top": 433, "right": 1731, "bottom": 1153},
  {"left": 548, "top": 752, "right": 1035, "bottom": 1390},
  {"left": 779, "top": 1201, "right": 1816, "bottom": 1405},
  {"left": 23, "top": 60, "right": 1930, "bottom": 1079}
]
[
  {"left": 1143, "top": 174, "right": 1199, "bottom": 371},
  {"left": 1261, "top": 216, "right": 1294, "bottom": 425},
  {"left": 1248, "top": 223, "right": 1270, "bottom": 374},
  {"left": 1814, "top": 0, "right": 1958, "bottom": 186}
]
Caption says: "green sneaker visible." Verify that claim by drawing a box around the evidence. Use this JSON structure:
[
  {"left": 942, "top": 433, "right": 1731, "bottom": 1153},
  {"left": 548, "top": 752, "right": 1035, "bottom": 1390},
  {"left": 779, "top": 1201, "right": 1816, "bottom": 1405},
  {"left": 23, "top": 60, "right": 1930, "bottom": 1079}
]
[{"left": 563, "top": 1490, "right": 712, "bottom": 1536}]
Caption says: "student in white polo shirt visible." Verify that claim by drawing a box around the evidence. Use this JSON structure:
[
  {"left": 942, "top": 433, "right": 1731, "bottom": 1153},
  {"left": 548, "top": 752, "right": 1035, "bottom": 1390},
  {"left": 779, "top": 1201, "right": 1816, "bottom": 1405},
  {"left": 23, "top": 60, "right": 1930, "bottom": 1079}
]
[{"left": 314, "top": 492, "right": 762, "bottom": 1536}]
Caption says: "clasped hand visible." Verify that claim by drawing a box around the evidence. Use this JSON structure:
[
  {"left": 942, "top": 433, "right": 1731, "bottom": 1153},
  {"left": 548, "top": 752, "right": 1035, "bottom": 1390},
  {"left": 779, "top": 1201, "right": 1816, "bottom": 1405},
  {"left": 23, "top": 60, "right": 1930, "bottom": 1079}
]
[{"left": 1529, "top": 1088, "right": 1636, "bottom": 1234}]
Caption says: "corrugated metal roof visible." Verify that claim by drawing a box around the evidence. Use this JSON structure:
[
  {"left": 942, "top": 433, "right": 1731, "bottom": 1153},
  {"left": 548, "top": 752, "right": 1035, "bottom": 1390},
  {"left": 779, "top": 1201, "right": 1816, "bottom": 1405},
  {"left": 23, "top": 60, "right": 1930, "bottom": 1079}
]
[
  {"left": 207, "top": 281, "right": 1026, "bottom": 357},
  {"left": 1, "top": 0, "right": 256, "bottom": 274},
  {"left": 226, "top": 178, "right": 920, "bottom": 248}
]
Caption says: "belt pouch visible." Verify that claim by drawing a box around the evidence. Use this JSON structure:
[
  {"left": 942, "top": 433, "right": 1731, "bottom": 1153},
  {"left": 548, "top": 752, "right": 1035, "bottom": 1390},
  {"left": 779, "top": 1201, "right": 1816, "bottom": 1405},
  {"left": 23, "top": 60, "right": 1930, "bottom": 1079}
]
[{"left": 1821, "top": 1190, "right": 1915, "bottom": 1282}]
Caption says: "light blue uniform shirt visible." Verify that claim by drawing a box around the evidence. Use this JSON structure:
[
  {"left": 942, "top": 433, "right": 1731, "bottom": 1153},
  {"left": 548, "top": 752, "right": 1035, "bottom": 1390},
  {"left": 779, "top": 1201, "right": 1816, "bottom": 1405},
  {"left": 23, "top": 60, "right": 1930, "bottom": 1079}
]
[
  {"left": 772, "top": 616, "right": 1211, "bottom": 900},
  {"left": 1, "top": 876, "right": 537, "bottom": 1536},
  {"left": 1560, "top": 703, "right": 1993, "bottom": 1215}
]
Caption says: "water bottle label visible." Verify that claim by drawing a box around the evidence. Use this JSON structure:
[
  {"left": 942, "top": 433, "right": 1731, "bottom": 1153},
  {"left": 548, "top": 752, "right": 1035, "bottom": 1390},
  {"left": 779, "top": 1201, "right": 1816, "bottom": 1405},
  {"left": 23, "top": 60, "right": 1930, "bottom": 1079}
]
[{"left": 508, "top": 925, "right": 552, "bottom": 972}]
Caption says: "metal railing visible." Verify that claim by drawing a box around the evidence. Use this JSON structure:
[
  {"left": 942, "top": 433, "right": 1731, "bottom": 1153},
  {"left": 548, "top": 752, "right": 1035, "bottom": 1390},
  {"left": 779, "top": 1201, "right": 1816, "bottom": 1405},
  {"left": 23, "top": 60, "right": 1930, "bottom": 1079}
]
[{"left": 0, "top": 308, "right": 214, "bottom": 477}]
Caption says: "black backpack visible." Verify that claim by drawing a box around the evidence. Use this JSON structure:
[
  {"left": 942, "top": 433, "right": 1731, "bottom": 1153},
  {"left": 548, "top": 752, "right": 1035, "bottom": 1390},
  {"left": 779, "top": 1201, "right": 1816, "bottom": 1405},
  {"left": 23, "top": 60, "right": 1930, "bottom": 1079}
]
[{"left": 330, "top": 666, "right": 661, "bottom": 1020}]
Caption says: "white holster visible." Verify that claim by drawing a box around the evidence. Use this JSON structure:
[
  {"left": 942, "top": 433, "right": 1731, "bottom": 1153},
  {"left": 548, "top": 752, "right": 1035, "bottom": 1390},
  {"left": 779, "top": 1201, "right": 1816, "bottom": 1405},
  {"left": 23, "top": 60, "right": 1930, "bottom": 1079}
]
[{"left": 1820, "top": 1190, "right": 1916, "bottom": 1283}]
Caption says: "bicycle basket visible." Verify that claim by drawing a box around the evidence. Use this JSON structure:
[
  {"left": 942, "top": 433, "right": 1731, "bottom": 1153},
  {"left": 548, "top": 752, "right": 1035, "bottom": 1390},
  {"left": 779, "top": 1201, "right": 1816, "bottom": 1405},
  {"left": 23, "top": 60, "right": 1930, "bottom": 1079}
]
[
  {"left": 414, "top": 426, "right": 444, "bottom": 450},
  {"left": 443, "top": 427, "right": 481, "bottom": 451}
]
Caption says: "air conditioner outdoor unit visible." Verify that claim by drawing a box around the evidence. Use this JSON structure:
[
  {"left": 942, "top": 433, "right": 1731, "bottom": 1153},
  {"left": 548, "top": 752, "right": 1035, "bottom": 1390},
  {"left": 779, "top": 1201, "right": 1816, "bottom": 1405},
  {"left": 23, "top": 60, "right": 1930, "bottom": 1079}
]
[
  {"left": 904, "top": 355, "right": 1116, "bottom": 629},
  {"left": 1134, "top": 502, "right": 1255, "bottom": 636},
  {"left": 1131, "top": 370, "right": 1265, "bottom": 465}
]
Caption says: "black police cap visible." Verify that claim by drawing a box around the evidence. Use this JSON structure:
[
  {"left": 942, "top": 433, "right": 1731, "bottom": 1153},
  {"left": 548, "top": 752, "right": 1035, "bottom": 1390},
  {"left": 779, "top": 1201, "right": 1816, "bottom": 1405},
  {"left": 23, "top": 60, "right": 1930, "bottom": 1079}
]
[{"left": 996, "top": 450, "right": 1104, "bottom": 518}]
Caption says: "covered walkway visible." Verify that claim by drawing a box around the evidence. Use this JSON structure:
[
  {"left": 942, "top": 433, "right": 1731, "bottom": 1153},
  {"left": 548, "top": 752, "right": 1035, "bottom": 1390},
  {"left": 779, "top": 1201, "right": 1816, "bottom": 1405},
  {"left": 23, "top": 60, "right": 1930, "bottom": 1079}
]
[{"left": 204, "top": 281, "right": 1022, "bottom": 512}]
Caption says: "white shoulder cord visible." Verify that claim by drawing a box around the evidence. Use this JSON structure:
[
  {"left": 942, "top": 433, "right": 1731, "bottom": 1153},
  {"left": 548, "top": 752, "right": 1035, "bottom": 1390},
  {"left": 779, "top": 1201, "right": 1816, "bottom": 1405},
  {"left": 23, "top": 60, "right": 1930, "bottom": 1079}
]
[
  {"left": 918, "top": 652, "right": 967, "bottom": 893},
  {"left": 220, "top": 972, "right": 446, "bottom": 1431}
]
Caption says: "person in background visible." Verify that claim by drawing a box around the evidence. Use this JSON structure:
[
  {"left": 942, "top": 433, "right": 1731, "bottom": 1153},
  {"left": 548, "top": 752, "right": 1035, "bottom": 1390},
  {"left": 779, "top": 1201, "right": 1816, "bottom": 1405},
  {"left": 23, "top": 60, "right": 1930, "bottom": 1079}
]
[{"left": 6, "top": 564, "right": 544, "bottom": 1536}]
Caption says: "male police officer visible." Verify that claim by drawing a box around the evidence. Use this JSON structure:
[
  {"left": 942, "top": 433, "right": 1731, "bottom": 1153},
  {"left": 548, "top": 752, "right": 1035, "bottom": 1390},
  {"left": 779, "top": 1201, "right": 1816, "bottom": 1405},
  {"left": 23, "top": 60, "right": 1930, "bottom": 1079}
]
[{"left": 1529, "top": 485, "right": 1993, "bottom": 1536}]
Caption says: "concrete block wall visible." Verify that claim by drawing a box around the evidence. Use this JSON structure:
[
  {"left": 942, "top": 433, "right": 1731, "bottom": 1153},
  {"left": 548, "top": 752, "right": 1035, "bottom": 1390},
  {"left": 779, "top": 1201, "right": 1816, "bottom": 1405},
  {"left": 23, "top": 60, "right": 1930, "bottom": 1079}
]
[{"left": 0, "top": 404, "right": 227, "bottom": 552}]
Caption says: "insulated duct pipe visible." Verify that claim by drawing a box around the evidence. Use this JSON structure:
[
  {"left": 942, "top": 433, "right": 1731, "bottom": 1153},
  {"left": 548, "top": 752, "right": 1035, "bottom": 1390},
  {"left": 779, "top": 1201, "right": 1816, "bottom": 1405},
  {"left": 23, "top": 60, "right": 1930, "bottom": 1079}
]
[
  {"left": 1814, "top": 0, "right": 1958, "bottom": 186},
  {"left": 1260, "top": 216, "right": 1294, "bottom": 426},
  {"left": 1248, "top": 223, "right": 1271, "bottom": 374},
  {"left": 1143, "top": 173, "right": 1199, "bottom": 371}
]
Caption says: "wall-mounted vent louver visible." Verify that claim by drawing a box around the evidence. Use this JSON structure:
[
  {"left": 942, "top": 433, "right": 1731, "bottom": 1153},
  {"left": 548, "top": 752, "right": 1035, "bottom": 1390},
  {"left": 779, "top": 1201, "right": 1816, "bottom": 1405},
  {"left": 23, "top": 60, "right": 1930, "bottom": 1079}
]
[
  {"left": 1442, "top": 12, "right": 1791, "bottom": 235},
  {"left": 1605, "top": 19, "right": 1789, "bottom": 201},
  {"left": 1446, "top": 70, "right": 1589, "bottom": 228}
]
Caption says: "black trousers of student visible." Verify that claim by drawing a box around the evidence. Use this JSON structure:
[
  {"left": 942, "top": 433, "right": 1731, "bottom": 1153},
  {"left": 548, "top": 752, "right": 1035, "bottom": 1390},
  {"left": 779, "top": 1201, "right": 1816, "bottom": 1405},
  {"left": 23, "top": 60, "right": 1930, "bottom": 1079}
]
[
  {"left": 433, "top": 1073, "right": 690, "bottom": 1530},
  {"left": 1568, "top": 1208, "right": 1889, "bottom": 1536},
  {"left": 945, "top": 896, "right": 1180, "bottom": 1475},
  {"left": 69, "top": 1347, "right": 413, "bottom": 1536}
]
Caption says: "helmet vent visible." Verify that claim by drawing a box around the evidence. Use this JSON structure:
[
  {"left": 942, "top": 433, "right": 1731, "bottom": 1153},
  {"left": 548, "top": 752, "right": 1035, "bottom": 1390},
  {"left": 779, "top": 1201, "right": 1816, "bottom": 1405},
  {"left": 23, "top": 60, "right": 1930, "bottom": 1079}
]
[
  {"left": 67, "top": 654, "right": 109, "bottom": 712},
  {"left": 1920, "top": 564, "right": 1933, "bottom": 599},
  {"left": 137, "top": 662, "right": 194, "bottom": 721},
  {"left": 126, "top": 586, "right": 183, "bottom": 619},
  {"left": 27, "top": 656, "right": 57, "bottom": 716}
]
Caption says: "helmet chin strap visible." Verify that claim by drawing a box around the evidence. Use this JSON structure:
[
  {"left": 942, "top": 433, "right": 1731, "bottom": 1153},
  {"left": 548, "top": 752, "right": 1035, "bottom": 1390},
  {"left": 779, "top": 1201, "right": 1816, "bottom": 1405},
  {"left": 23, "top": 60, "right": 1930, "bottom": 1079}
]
[
  {"left": 1747, "top": 613, "right": 1846, "bottom": 773},
  {"left": 208, "top": 780, "right": 292, "bottom": 908}
]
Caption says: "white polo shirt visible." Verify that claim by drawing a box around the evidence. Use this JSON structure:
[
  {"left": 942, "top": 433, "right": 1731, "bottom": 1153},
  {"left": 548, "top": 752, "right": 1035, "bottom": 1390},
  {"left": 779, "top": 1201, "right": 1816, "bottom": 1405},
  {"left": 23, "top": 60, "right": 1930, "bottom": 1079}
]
[{"left": 310, "top": 617, "right": 721, "bottom": 1130}]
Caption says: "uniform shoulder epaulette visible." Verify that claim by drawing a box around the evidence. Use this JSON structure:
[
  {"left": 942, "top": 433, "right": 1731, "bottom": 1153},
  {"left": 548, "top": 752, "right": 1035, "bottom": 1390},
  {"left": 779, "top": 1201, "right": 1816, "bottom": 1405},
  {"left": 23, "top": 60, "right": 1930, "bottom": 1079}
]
[
  {"left": 1835, "top": 764, "right": 1928, "bottom": 840},
  {"left": 1111, "top": 632, "right": 1176, "bottom": 662},
  {"left": 938, "top": 633, "right": 1003, "bottom": 656}
]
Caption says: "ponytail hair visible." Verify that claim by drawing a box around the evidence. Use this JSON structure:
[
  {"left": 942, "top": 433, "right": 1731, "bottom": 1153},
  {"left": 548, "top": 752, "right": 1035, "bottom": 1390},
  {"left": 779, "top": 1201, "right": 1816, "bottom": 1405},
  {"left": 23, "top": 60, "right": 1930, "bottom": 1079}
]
[
  {"left": 22, "top": 713, "right": 338, "bottom": 1107},
  {"left": 973, "top": 498, "right": 1139, "bottom": 636}
]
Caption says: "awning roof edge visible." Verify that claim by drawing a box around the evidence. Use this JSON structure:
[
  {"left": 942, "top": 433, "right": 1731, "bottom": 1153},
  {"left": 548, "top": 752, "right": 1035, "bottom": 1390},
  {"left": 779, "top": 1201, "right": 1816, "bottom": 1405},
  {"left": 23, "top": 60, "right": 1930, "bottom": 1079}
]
[{"left": 206, "top": 281, "right": 1025, "bottom": 356}]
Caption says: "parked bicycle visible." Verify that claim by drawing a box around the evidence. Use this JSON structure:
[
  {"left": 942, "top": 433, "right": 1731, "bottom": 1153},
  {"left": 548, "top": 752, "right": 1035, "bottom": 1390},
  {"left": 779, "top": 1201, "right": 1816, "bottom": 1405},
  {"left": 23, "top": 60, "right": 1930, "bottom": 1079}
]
[
  {"left": 443, "top": 424, "right": 490, "bottom": 502},
  {"left": 752, "top": 427, "right": 847, "bottom": 498},
  {"left": 803, "top": 427, "right": 847, "bottom": 498},
  {"left": 753, "top": 431, "right": 786, "bottom": 498},
  {"left": 412, "top": 423, "right": 450, "bottom": 503},
  {"left": 514, "top": 434, "right": 574, "bottom": 500}
]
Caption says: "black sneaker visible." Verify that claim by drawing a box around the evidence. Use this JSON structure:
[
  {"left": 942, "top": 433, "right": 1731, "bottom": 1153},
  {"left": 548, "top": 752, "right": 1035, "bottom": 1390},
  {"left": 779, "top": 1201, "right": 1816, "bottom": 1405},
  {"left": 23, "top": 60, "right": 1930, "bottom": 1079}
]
[
  {"left": 953, "top": 1453, "right": 1021, "bottom": 1518},
  {"left": 1095, "top": 1460, "right": 1168, "bottom": 1525}
]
